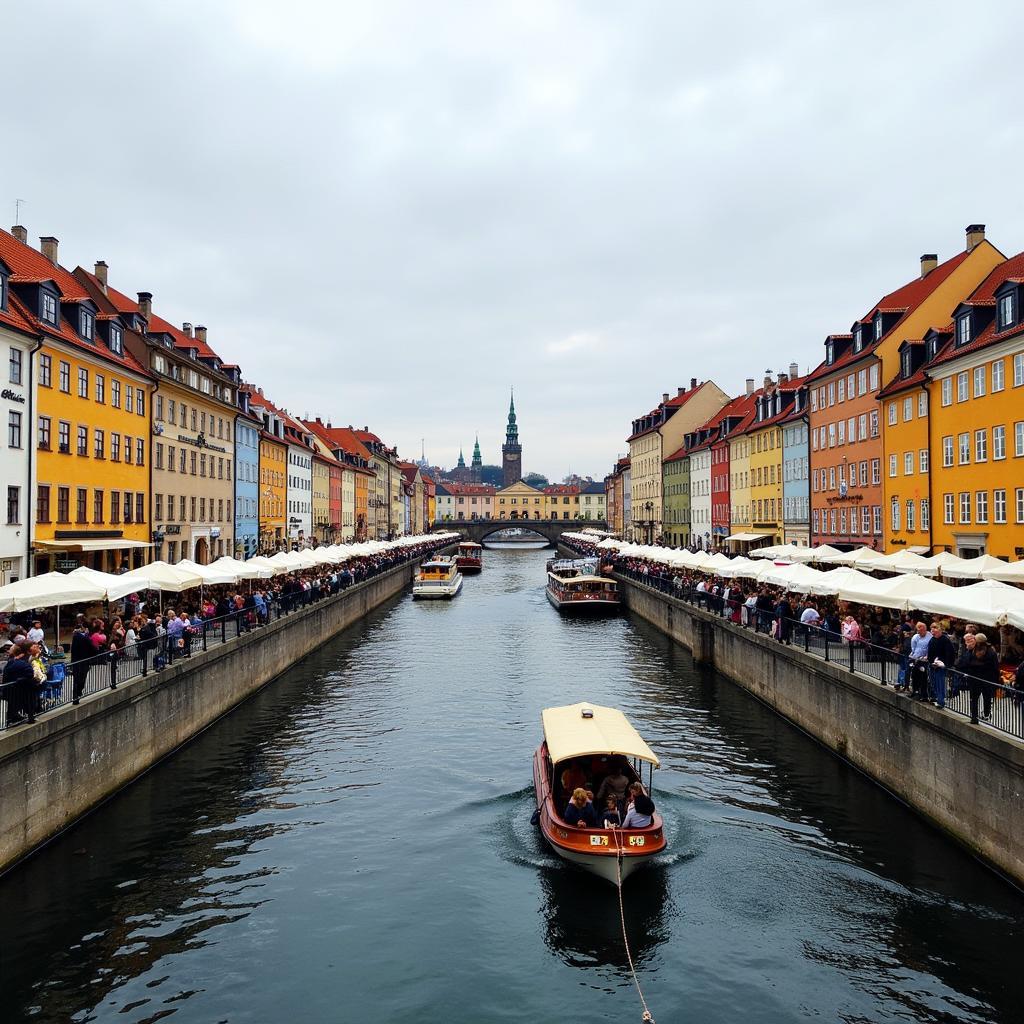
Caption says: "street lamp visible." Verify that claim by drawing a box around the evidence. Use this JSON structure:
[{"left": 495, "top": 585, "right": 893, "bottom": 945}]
[{"left": 644, "top": 500, "right": 654, "bottom": 544}]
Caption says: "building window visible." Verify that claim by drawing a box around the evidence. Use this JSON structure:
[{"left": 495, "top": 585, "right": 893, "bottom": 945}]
[
  {"left": 903, "top": 396, "right": 913, "bottom": 422},
  {"left": 944, "top": 493, "right": 955, "bottom": 524},
  {"left": 8, "top": 410, "right": 22, "bottom": 449},
  {"left": 1017, "top": 422, "right": 1024, "bottom": 458},
  {"left": 94, "top": 429, "right": 104, "bottom": 459},
  {"left": 137, "top": 389, "right": 145, "bottom": 417},
  {"left": 869, "top": 411, "right": 879, "bottom": 438},
  {"left": 975, "top": 429, "right": 988, "bottom": 462},
  {"left": 918, "top": 391, "right": 927, "bottom": 417},
  {"left": 1015, "top": 353, "right": 1024, "bottom": 388},
  {"left": 76, "top": 487, "right": 87, "bottom": 523},
  {"left": 6, "top": 485, "right": 20, "bottom": 524},
  {"left": 38, "top": 354, "right": 51, "bottom": 388},
  {"left": 859, "top": 460, "right": 868, "bottom": 486},
  {"left": 906, "top": 499, "right": 915, "bottom": 532},
  {"left": 920, "top": 498, "right": 929, "bottom": 531},
  {"left": 37, "top": 415, "right": 51, "bottom": 450},
  {"left": 76, "top": 367, "right": 87, "bottom": 398},
  {"left": 126, "top": 387, "right": 133, "bottom": 413},
  {"left": 957, "top": 315, "right": 971, "bottom": 346},
  {"left": 79, "top": 309, "right": 94, "bottom": 341},
  {"left": 994, "top": 425, "right": 1006, "bottom": 460},
  {"left": 891, "top": 498, "right": 900, "bottom": 532},
  {"left": 998, "top": 292, "right": 1014, "bottom": 328},
  {"left": 58, "top": 420, "right": 69, "bottom": 453},
  {"left": 887, "top": 402, "right": 897, "bottom": 426},
  {"left": 59, "top": 361, "right": 70, "bottom": 393},
  {"left": 941, "top": 377, "right": 952, "bottom": 406},
  {"left": 56, "top": 486, "right": 70, "bottom": 523},
  {"left": 918, "top": 448, "right": 928, "bottom": 474},
  {"left": 109, "top": 324, "right": 123, "bottom": 355},
  {"left": 92, "top": 489, "right": 103, "bottom": 523},
  {"left": 124, "top": 435, "right": 133, "bottom": 464},
  {"left": 41, "top": 291, "right": 58, "bottom": 325},
  {"left": 994, "top": 489, "right": 1007, "bottom": 524},
  {"left": 993, "top": 359, "right": 1005, "bottom": 392},
  {"left": 870, "top": 458, "right": 880, "bottom": 485},
  {"left": 94, "top": 374, "right": 105, "bottom": 403},
  {"left": 1017, "top": 489, "right": 1024, "bottom": 524},
  {"left": 958, "top": 433, "right": 970, "bottom": 464},
  {"left": 959, "top": 492, "right": 971, "bottom": 524},
  {"left": 974, "top": 366, "right": 986, "bottom": 398},
  {"left": 976, "top": 490, "right": 989, "bottom": 524},
  {"left": 904, "top": 451, "right": 914, "bottom": 475},
  {"left": 889, "top": 454, "right": 897, "bottom": 477},
  {"left": 872, "top": 505, "right": 882, "bottom": 534},
  {"left": 36, "top": 484, "right": 50, "bottom": 523},
  {"left": 942, "top": 435, "right": 953, "bottom": 466},
  {"left": 9, "top": 346, "right": 22, "bottom": 384},
  {"left": 111, "top": 433, "right": 120, "bottom": 462},
  {"left": 111, "top": 380, "right": 121, "bottom": 408},
  {"left": 956, "top": 372, "right": 969, "bottom": 402},
  {"left": 136, "top": 493, "right": 145, "bottom": 524}
]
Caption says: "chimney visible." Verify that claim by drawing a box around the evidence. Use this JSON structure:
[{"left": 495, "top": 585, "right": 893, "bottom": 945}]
[
  {"left": 11, "top": 225, "right": 27, "bottom": 244},
  {"left": 137, "top": 291, "right": 153, "bottom": 320},
  {"left": 363, "top": 425, "right": 368, "bottom": 432},
  {"left": 677, "top": 386, "right": 686, "bottom": 397},
  {"left": 181, "top": 322, "right": 193, "bottom": 337},
  {"left": 745, "top": 377, "right": 755, "bottom": 396},
  {"left": 690, "top": 377, "right": 698, "bottom": 389},
  {"left": 662, "top": 392, "right": 670, "bottom": 404},
  {"left": 920, "top": 253, "right": 938, "bottom": 277},
  {"left": 39, "top": 236, "right": 59, "bottom": 265},
  {"left": 763, "top": 373, "right": 773, "bottom": 390},
  {"left": 789, "top": 361, "right": 799, "bottom": 379},
  {"left": 94, "top": 260, "right": 108, "bottom": 293},
  {"left": 778, "top": 372, "right": 789, "bottom": 384},
  {"left": 966, "top": 224, "right": 985, "bottom": 251},
  {"left": 194, "top": 325, "right": 207, "bottom": 344}
]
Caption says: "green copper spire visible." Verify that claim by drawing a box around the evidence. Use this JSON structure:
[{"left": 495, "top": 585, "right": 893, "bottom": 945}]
[
  {"left": 505, "top": 388, "right": 518, "bottom": 444},
  {"left": 471, "top": 434, "right": 482, "bottom": 467},
  {"left": 456, "top": 447, "right": 466, "bottom": 468}
]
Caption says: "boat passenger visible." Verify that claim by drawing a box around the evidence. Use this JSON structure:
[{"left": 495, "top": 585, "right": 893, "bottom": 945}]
[
  {"left": 621, "top": 794, "right": 655, "bottom": 830},
  {"left": 596, "top": 760, "right": 631, "bottom": 809},
  {"left": 600, "top": 795, "right": 622, "bottom": 829},
  {"left": 560, "top": 761, "right": 587, "bottom": 795},
  {"left": 564, "top": 787, "right": 598, "bottom": 828}
]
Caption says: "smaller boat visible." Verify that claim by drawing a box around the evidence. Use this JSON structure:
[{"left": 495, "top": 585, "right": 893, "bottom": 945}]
[
  {"left": 546, "top": 562, "right": 620, "bottom": 614},
  {"left": 533, "top": 702, "right": 666, "bottom": 884},
  {"left": 455, "top": 541, "right": 484, "bottom": 574},
  {"left": 412, "top": 557, "right": 464, "bottom": 599}
]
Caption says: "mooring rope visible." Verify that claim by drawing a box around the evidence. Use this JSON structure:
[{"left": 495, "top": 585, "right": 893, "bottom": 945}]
[{"left": 612, "top": 828, "right": 655, "bottom": 1023}]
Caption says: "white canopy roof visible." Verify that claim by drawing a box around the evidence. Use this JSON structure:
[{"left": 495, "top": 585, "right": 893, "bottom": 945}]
[
  {"left": 914, "top": 578, "right": 1024, "bottom": 627},
  {"left": 758, "top": 562, "right": 826, "bottom": 591},
  {"left": 939, "top": 553, "right": 1015, "bottom": 580},
  {"left": 68, "top": 565, "right": 142, "bottom": 601},
  {"left": 118, "top": 560, "right": 204, "bottom": 593},
  {"left": 175, "top": 558, "right": 239, "bottom": 585},
  {"left": 870, "top": 550, "right": 940, "bottom": 576},
  {"left": 208, "top": 556, "right": 274, "bottom": 580},
  {"left": 807, "top": 566, "right": 878, "bottom": 596},
  {"left": 714, "top": 556, "right": 760, "bottom": 579},
  {"left": 805, "top": 545, "right": 848, "bottom": 563},
  {"left": 726, "top": 532, "right": 770, "bottom": 543},
  {"left": 542, "top": 702, "right": 660, "bottom": 767},
  {"left": 35, "top": 538, "right": 153, "bottom": 552},
  {"left": 837, "top": 572, "right": 953, "bottom": 611},
  {"left": 980, "top": 559, "right": 1024, "bottom": 583},
  {"left": 0, "top": 571, "right": 108, "bottom": 612}
]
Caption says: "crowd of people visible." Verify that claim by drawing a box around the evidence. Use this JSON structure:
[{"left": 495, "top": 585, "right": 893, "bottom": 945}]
[
  {"left": 1, "top": 536, "right": 450, "bottom": 729},
  {"left": 564, "top": 537, "right": 1024, "bottom": 729},
  {"left": 559, "top": 757, "right": 656, "bottom": 830}
]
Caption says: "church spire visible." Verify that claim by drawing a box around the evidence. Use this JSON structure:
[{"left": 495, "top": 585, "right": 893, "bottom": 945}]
[
  {"left": 471, "top": 434, "right": 482, "bottom": 467},
  {"left": 456, "top": 447, "right": 466, "bottom": 468},
  {"left": 505, "top": 388, "right": 518, "bottom": 444}
]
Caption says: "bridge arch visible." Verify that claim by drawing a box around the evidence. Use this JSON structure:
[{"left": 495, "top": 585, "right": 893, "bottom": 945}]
[{"left": 430, "top": 518, "right": 608, "bottom": 547}]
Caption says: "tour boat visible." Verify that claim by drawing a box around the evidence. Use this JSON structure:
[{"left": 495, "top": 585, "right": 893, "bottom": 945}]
[
  {"left": 546, "top": 562, "right": 620, "bottom": 613},
  {"left": 533, "top": 702, "right": 666, "bottom": 884},
  {"left": 412, "top": 557, "right": 464, "bottom": 599},
  {"left": 455, "top": 541, "right": 484, "bottom": 574}
]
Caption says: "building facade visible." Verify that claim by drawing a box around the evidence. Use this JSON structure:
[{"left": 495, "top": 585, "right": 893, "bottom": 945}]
[
  {"left": 580, "top": 481, "right": 606, "bottom": 521},
  {"left": 781, "top": 386, "right": 811, "bottom": 546},
  {"left": 496, "top": 480, "right": 542, "bottom": 519},
  {"left": 661, "top": 449, "right": 689, "bottom": 547},
  {"left": 234, "top": 395, "right": 261, "bottom": 559}
]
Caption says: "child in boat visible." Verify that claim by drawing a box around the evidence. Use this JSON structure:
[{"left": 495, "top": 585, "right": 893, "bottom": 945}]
[
  {"left": 564, "top": 787, "right": 598, "bottom": 828},
  {"left": 600, "top": 794, "right": 621, "bottom": 829}
]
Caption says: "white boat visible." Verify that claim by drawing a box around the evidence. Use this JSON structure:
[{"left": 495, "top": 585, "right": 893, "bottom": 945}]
[
  {"left": 546, "top": 564, "right": 620, "bottom": 614},
  {"left": 412, "top": 557, "right": 464, "bottom": 599}
]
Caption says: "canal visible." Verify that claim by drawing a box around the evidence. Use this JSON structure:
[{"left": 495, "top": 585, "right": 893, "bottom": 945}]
[{"left": 2, "top": 545, "right": 1022, "bottom": 1023}]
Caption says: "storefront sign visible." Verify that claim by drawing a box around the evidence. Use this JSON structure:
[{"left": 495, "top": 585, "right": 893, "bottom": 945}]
[
  {"left": 164, "top": 524, "right": 182, "bottom": 535},
  {"left": 176, "top": 432, "right": 227, "bottom": 454},
  {"left": 1, "top": 388, "right": 25, "bottom": 404}
]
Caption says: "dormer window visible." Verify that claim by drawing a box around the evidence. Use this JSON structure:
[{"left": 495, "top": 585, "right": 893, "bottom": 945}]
[
  {"left": 927, "top": 337, "right": 937, "bottom": 360},
  {"left": 40, "top": 290, "right": 58, "bottom": 325},
  {"left": 853, "top": 326, "right": 863, "bottom": 352},
  {"left": 901, "top": 349, "right": 912, "bottom": 378},
  {"left": 957, "top": 314, "right": 971, "bottom": 347},
  {"left": 998, "top": 292, "right": 1014, "bottom": 329},
  {"left": 826, "top": 340, "right": 834, "bottom": 365},
  {"left": 0, "top": 269, "right": 7, "bottom": 311},
  {"left": 79, "top": 308, "right": 94, "bottom": 341},
  {"left": 109, "top": 324, "right": 123, "bottom": 355},
  {"left": 874, "top": 316, "right": 883, "bottom": 340}
]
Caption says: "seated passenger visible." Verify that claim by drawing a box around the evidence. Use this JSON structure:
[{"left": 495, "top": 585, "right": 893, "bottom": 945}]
[
  {"left": 600, "top": 794, "right": 622, "bottom": 829},
  {"left": 560, "top": 761, "right": 587, "bottom": 795},
  {"left": 596, "top": 760, "right": 631, "bottom": 809},
  {"left": 563, "top": 787, "right": 598, "bottom": 828},
  {"left": 621, "top": 794, "right": 655, "bottom": 830}
]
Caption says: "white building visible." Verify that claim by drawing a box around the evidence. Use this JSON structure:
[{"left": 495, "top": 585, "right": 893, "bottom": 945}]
[
  {"left": 689, "top": 447, "right": 713, "bottom": 549},
  {"left": 0, "top": 269, "right": 34, "bottom": 584},
  {"left": 286, "top": 442, "right": 313, "bottom": 545}
]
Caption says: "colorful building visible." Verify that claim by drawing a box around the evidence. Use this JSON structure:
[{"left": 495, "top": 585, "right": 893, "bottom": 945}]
[
  {"left": 926, "top": 252, "right": 1024, "bottom": 558},
  {"left": 781, "top": 383, "right": 811, "bottom": 547},
  {"left": 810, "top": 227, "right": 1003, "bottom": 550},
  {"left": 234, "top": 392, "right": 262, "bottom": 559},
  {"left": 661, "top": 448, "right": 689, "bottom": 547},
  {"left": 626, "top": 380, "right": 729, "bottom": 542},
  {"left": 543, "top": 484, "right": 580, "bottom": 520},
  {"left": 580, "top": 480, "right": 606, "bottom": 521},
  {"left": 311, "top": 453, "right": 332, "bottom": 544},
  {"left": 0, "top": 231, "right": 155, "bottom": 574},
  {"left": 496, "top": 480, "right": 543, "bottom": 519}
]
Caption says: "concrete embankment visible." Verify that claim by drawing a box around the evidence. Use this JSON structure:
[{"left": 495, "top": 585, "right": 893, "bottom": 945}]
[
  {"left": 0, "top": 555, "right": 435, "bottom": 874},
  {"left": 612, "top": 567, "right": 1024, "bottom": 887}
]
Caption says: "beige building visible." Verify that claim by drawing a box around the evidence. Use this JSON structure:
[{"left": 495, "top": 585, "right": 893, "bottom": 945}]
[
  {"left": 496, "top": 480, "right": 544, "bottom": 519},
  {"left": 627, "top": 379, "right": 729, "bottom": 541}
]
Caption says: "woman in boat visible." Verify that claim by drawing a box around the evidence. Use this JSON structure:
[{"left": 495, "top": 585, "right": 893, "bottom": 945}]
[
  {"left": 595, "top": 759, "right": 631, "bottom": 811},
  {"left": 600, "top": 794, "right": 622, "bottom": 829},
  {"left": 564, "top": 787, "right": 598, "bottom": 828},
  {"left": 621, "top": 793, "right": 655, "bottom": 830}
]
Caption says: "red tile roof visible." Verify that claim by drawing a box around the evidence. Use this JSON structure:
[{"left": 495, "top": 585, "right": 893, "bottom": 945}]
[
  {"left": 242, "top": 384, "right": 310, "bottom": 446},
  {"left": 543, "top": 484, "right": 580, "bottom": 495},
  {"left": 627, "top": 381, "right": 712, "bottom": 440},
  {"left": 666, "top": 391, "right": 756, "bottom": 460},
  {"left": 443, "top": 482, "right": 495, "bottom": 495}
]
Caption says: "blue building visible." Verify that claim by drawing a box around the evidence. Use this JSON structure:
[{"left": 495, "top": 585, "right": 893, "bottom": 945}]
[
  {"left": 782, "top": 385, "right": 810, "bottom": 547},
  {"left": 234, "top": 393, "right": 261, "bottom": 559}
]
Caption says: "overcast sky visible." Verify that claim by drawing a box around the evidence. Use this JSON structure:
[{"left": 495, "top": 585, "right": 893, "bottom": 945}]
[{"left": 4, "top": 2, "right": 1024, "bottom": 480}]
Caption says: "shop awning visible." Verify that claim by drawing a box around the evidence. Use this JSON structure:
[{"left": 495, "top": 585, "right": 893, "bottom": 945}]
[
  {"left": 725, "top": 532, "right": 770, "bottom": 543},
  {"left": 37, "top": 539, "right": 154, "bottom": 552}
]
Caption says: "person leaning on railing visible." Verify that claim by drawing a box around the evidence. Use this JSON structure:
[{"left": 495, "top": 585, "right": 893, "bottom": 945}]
[{"left": 954, "top": 632, "right": 999, "bottom": 724}]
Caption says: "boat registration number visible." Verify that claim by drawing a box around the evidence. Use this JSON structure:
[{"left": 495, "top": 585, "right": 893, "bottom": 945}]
[
  {"left": 628, "top": 836, "right": 645, "bottom": 847},
  {"left": 589, "top": 835, "right": 609, "bottom": 847}
]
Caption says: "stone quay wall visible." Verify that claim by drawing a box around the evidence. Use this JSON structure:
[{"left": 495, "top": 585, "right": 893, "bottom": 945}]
[
  {"left": 612, "top": 567, "right": 1024, "bottom": 887},
  {"left": 0, "top": 555, "right": 435, "bottom": 874}
]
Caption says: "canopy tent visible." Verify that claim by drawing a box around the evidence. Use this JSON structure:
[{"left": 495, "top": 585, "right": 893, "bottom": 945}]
[
  {"left": 68, "top": 565, "right": 141, "bottom": 602},
  {"left": 939, "top": 553, "right": 1015, "bottom": 580},
  {"left": 869, "top": 550, "right": 940, "bottom": 576},
  {"left": 805, "top": 545, "right": 848, "bottom": 563},
  {"left": 725, "top": 532, "right": 771, "bottom": 543},
  {"left": 117, "top": 561, "right": 204, "bottom": 593},
  {"left": 34, "top": 538, "right": 153, "bottom": 552},
  {"left": 714, "top": 556, "right": 760, "bottom": 579},
  {"left": 208, "top": 556, "right": 274, "bottom": 580},
  {"left": 914, "top": 578, "right": 1024, "bottom": 627},
  {"left": 597, "top": 538, "right": 621, "bottom": 549},
  {"left": 980, "top": 559, "right": 1024, "bottom": 583},
  {"left": 175, "top": 559, "right": 239, "bottom": 585},
  {"left": 920, "top": 551, "right": 962, "bottom": 575},
  {"left": 807, "top": 566, "right": 878, "bottom": 597},
  {"left": 757, "top": 562, "right": 827, "bottom": 591},
  {"left": 696, "top": 552, "right": 734, "bottom": 574},
  {"left": 245, "top": 556, "right": 290, "bottom": 576},
  {"left": 0, "top": 571, "right": 107, "bottom": 612},
  {"left": 541, "top": 702, "right": 660, "bottom": 767},
  {"left": 836, "top": 572, "right": 954, "bottom": 612},
  {"left": 748, "top": 544, "right": 786, "bottom": 559}
]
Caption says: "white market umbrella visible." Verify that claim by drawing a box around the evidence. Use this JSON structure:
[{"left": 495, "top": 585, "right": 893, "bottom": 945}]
[
  {"left": 806, "top": 544, "right": 848, "bottom": 564},
  {"left": 980, "top": 559, "right": 1024, "bottom": 584},
  {"left": 806, "top": 567, "right": 877, "bottom": 597},
  {"left": 118, "top": 560, "right": 203, "bottom": 594},
  {"left": 759, "top": 562, "right": 827, "bottom": 592},
  {"left": 915, "top": 578, "right": 1024, "bottom": 627},
  {"left": 0, "top": 571, "right": 107, "bottom": 612},
  {"left": 176, "top": 558, "right": 239, "bottom": 585},
  {"left": 870, "top": 550, "right": 940, "bottom": 576},
  {"left": 209, "top": 556, "right": 273, "bottom": 581},
  {"left": 715, "top": 556, "right": 759, "bottom": 579},
  {"left": 939, "top": 553, "right": 1015, "bottom": 581},
  {"left": 837, "top": 572, "right": 953, "bottom": 612},
  {"left": 69, "top": 565, "right": 141, "bottom": 602}
]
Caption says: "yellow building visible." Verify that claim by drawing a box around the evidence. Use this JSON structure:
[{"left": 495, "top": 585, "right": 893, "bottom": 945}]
[
  {"left": 496, "top": 480, "right": 543, "bottom": 519},
  {"left": 258, "top": 430, "right": 287, "bottom": 552},
  {"left": 311, "top": 454, "right": 332, "bottom": 543},
  {"left": 0, "top": 232, "right": 155, "bottom": 573},
  {"left": 729, "top": 419, "right": 754, "bottom": 538},
  {"left": 542, "top": 485, "right": 580, "bottom": 520},
  {"left": 927, "top": 252, "right": 1024, "bottom": 557}
]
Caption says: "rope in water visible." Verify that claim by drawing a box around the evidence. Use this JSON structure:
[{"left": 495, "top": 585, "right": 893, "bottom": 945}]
[{"left": 612, "top": 828, "right": 655, "bottom": 1023}]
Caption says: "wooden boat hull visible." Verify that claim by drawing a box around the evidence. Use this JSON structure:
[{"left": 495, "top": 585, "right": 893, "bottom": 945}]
[
  {"left": 455, "top": 558, "right": 482, "bottom": 574},
  {"left": 532, "top": 744, "right": 665, "bottom": 884},
  {"left": 545, "top": 587, "right": 620, "bottom": 613}
]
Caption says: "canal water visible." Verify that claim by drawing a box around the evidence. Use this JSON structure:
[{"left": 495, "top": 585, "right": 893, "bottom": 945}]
[{"left": 3, "top": 545, "right": 1022, "bottom": 1023}]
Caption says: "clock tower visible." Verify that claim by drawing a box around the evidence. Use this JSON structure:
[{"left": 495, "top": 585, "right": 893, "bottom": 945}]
[{"left": 502, "top": 389, "right": 522, "bottom": 487}]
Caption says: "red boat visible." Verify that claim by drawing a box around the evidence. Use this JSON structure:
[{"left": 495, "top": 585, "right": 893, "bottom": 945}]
[
  {"left": 455, "top": 541, "right": 483, "bottom": 574},
  {"left": 533, "top": 702, "right": 666, "bottom": 884}
]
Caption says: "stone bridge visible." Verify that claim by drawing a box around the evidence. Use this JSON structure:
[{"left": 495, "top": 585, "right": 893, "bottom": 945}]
[{"left": 431, "top": 518, "right": 608, "bottom": 546}]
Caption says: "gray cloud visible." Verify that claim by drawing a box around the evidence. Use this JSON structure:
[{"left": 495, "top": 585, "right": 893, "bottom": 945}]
[{"left": 4, "top": 1, "right": 1023, "bottom": 479}]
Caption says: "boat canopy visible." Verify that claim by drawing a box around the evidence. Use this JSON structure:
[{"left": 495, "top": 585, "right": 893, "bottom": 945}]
[
  {"left": 548, "top": 573, "right": 615, "bottom": 585},
  {"left": 541, "top": 702, "right": 660, "bottom": 767},
  {"left": 458, "top": 541, "right": 482, "bottom": 549}
]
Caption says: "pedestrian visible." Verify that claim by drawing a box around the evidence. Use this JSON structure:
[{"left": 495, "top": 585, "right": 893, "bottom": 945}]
[
  {"left": 955, "top": 632, "right": 999, "bottom": 724},
  {"left": 908, "top": 621, "right": 931, "bottom": 700},
  {"left": 69, "top": 620, "right": 95, "bottom": 705},
  {"left": 927, "top": 621, "right": 955, "bottom": 709}
]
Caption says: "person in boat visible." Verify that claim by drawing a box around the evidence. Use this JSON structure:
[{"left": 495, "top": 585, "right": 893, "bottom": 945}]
[
  {"left": 595, "top": 759, "right": 631, "bottom": 811},
  {"left": 560, "top": 760, "right": 587, "bottom": 796},
  {"left": 564, "top": 787, "right": 598, "bottom": 828},
  {"left": 600, "top": 794, "right": 622, "bottom": 829},
  {"left": 621, "top": 793, "right": 655, "bottom": 830}
]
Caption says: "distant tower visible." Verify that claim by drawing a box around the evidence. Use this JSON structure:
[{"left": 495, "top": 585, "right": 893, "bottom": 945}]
[
  {"left": 471, "top": 434, "right": 483, "bottom": 483},
  {"left": 502, "top": 389, "right": 522, "bottom": 486}
]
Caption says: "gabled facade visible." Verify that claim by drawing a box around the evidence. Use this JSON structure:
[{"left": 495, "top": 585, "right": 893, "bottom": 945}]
[
  {"left": 580, "top": 481, "right": 606, "bottom": 521},
  {"left": 496, "top": 480, "right": 542, "bottom": 519},
  {"left": 781, "top": 382, "right": 811, "bottom": 546},
  {"left": 542, "top": 484, "right": 580, "bottom": 520},
  {"left": 661, "top": 449, "right": 689, "bottom": 547},
  {"left": 352, "top": 427, "right": 403, "bottom": 539},
  {"left": 234, "top": 388, "right": 261, "bottom": 559}
]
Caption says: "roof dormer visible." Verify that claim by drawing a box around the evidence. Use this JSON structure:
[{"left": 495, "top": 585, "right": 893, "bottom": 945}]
[{"left": 994, "top": 280, "right": 1020, "bottom": 333}]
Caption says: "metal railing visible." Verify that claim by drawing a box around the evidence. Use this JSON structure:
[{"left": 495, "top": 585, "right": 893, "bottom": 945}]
[
  {"left": 609, "top": 562, "right": 1024, "bottom": 742},
  {"left": 0, "top": 542, "right": 450, "bottom": 731}
]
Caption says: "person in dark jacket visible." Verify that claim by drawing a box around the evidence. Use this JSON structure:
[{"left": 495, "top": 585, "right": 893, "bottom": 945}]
[
  {"left": 563, "top": 787, "right": 598, "bottom": 828},
  {"left": 69, "top": 622, "right": 96, "bottom": 705},
  {"left": 926, "top": 622, "right": 956, "bottom": 708},
  {"left": 2, "top": 643, "right": 37, "bottom": 725},
  {"left": 137, "top": 618, "right": 159, "bottom": 675},
  {"left": 774, "top": 596, "right": 794, "bottom": 645},
  {"left": 954, "top": 632, "right": 999, "bottom": 724}
]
